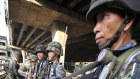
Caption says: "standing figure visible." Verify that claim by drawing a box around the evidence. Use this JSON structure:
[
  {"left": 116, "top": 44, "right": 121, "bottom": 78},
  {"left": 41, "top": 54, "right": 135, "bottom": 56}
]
[
  {"left": 33, "top": 44, "right": 48, "bottom": 79},
  {"left": 5, "top": 51, "right": 24, "bottom": 79},
  {"left": 46, "top": 41, "right": 66, "bottom": 79},
  {"left": 25, "top": 55, "right": 38, "bottom": 79}
]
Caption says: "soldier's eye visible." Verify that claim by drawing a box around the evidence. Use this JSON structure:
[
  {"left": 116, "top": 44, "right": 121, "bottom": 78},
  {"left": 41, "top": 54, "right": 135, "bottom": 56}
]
[{"left": 96, "top": 11, "right": 106, "bottom": 22}]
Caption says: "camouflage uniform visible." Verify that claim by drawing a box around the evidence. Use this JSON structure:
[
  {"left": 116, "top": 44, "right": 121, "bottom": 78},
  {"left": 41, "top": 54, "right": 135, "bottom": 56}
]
[
  {"left": 46, "top": 41, "right": 66, "bottom": 79},
  {"left": 5, "top": 50, "right": 24, "bottom": 79},
  {"left": 33, "top": 44, "right": 49, "bottom": 79},
  {"left": 78, "top": 39, "right": 140, "bottom": 79},
  {"left": 34, "top": 59, "right": 48, "bottom": 79},
  {"left": 81, "top": 0, "right": 140, "bottom": 79},
  {"left": 26, "top": 55, "right": 38, "bottom": 79},
  {"left": 48, "top": 62, "right": 66, "bottom": 79},
  {"left": 112, "top": 40, "right": 140, "bottom": 79},
  {"left": 5, "top": 59, "right": 24, "bottom": 79}
]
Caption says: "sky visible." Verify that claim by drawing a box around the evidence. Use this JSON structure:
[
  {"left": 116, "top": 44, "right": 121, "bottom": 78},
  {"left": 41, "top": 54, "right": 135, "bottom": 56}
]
[{"left": 0, "top": 0, "right": 10, "bottom": 44}]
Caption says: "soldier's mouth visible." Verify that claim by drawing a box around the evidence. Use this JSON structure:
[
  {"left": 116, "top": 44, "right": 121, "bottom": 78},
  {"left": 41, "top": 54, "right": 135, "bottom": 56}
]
[
  {"left": 96, "top": 38, "right": 103, "bottom": 45},
  {"left": 95, "top": 33, "right": 104, "bottom": 45},
  {"left": 95, "top": 35, "right": 104, "bottom": 45}
]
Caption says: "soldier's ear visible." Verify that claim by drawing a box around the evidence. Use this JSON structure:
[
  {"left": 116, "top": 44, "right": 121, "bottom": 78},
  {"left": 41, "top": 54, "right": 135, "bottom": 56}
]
[{"left": 124, "top": 19, "right": 134, "bottom": 31}]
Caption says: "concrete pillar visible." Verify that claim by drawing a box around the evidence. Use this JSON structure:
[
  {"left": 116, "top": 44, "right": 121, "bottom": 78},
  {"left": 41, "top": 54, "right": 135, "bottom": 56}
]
[
  {"left": 8, "top": 22, "right": 12, "bottom": 45},
  {"left": 21, "top": 50, "right": 26, "bottom": 63},
  {"left": 51, "top": 21, "right": 68, "bottom": 65}
]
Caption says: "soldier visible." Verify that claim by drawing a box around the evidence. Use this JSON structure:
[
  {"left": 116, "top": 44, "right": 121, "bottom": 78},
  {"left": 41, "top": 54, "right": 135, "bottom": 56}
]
[
  {"left": 33, "top": 44, "right": 48, "bottom": 79},
  {"left": 5, "top": 50, "right": 25, "bottom": 79},
  {"left": 80, "top": 0, "right": 140, "bottom": 79},
  {"left": 46, "top": 41, "right": 66, "bottom": 79},
  {"left": 25, "top": 55, "right": 38, "bottom": 79}
]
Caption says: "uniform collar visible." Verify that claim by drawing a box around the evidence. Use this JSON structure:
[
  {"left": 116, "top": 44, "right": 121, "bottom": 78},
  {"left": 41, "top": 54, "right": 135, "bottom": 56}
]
[
  {"left": 113, "top": 40, "right": 137, "bottom": 56},
  {"left": 119, "top": 40, "right": 137, "bottom": 51}
]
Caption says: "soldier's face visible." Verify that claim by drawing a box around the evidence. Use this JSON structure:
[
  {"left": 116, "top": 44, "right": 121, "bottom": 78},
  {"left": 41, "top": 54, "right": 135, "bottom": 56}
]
[
  {"left": 31, "top": 61, "right": 37, "bottom": 65},
  {"left": 48, "top": 51, "right": 55, "bottom": 60},
  {"left": 37, "top": 52, "right": 46, "bottom": 60},
  {"left": 93, "top": 11, "right": 123, "bottom": 46}
]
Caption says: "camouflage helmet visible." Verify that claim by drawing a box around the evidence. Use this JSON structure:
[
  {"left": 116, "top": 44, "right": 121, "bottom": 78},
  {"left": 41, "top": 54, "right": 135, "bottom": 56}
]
[
  {"left": 35, "top": 44, "right": 46, "bottom": 54},
  {"left": 47, "top": 41, "right": 63, "bottom": 56},
  {"left": 29, "top": 55, "right": 38, "bottom": 62},
  {"left": 86, "top": 0, "right": 140, "bottom": 23}
]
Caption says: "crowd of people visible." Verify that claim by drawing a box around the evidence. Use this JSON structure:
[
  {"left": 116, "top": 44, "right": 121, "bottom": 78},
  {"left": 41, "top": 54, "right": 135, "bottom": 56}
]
[
  {"left": 5, "top": 41, "right": 66, "bottom": 79},
  {"left": 2, "top": 0, "right": 140, "bottom": 79}
]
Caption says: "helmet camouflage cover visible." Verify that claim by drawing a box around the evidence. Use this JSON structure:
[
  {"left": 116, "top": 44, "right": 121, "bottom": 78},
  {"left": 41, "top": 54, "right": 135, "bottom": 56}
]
[
  {"left": 47, "top": 41, "right": 63, "bottom": 56},
  {"left": 29, "top": 55, "right": 38, "bottom": 62}
]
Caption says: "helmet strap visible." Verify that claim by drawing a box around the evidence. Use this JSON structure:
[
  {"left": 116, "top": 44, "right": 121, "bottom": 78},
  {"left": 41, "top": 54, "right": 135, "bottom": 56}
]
[{"left": 99, "top": 15, "right": 130, "bottom": 50}]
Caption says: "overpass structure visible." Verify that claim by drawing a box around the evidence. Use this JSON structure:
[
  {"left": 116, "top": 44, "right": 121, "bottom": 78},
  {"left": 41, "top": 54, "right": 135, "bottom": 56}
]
[{"left": 9, "top": 0, "right": 140, "bottom": 62}]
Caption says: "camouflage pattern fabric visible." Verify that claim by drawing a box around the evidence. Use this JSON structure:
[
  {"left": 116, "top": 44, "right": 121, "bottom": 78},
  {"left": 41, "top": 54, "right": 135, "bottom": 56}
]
[
  {"left": 34, "top": 59, "right": 48, "bottom": 79},
  {"left": 47, "top": 62, "right": 66, "bottom": 79},
  {"left": 5, "top": 74, "right": 14, "bottom": 79},
  {"left": 47, "top": 41, "right": 63, "bottom": 56},
  {"left": 7, "top": 59, "right": 24, "bottom": 79}
]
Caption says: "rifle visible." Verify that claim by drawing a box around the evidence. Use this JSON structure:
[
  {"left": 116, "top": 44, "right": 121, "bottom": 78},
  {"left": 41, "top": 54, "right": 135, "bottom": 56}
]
[
  {"left": 25, "top": 65, "right": 36, "bottom": 79},
  {"left": 63, "top": 48, "right": 117, "bottom": 79}
]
